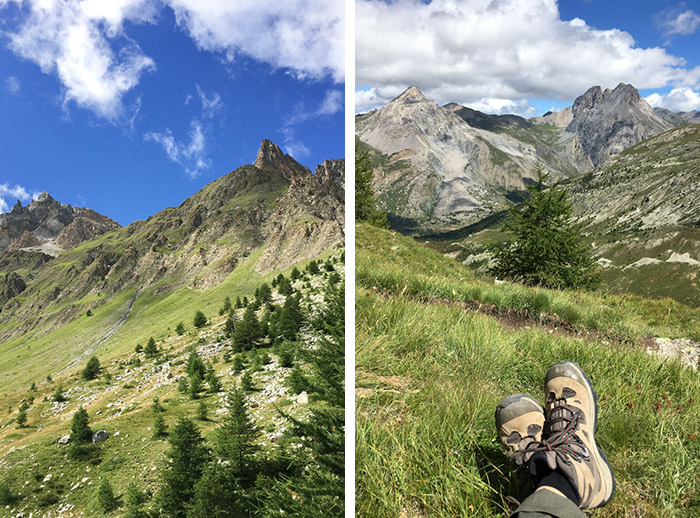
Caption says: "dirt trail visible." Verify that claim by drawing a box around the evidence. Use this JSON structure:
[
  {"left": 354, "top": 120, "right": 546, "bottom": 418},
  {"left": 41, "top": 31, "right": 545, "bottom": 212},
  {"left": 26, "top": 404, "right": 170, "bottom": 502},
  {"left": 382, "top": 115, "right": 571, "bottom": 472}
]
[{"left": 57, "top": 292, "right": 140, "bottom": 375}]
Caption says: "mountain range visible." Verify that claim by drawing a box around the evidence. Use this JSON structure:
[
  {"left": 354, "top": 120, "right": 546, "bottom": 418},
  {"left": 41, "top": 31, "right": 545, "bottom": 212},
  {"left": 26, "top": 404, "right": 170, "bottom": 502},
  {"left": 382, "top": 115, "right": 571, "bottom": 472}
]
[
  {"left": 0, "top": 139, "right": 344, "bottom": 386},
  {"left": 356, "top": 83, "right": 690, "bottom": 231}
]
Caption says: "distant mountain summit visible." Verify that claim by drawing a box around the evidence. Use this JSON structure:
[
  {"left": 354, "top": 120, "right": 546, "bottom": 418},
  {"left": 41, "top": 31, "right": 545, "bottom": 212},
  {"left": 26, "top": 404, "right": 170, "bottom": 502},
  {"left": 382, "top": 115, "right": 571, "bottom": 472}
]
[
  {"left": 566, "top": 83, "right": 673, "bottom": 166},
  {"left": 356, "top": 83, "right": 684, "bottom": 231},
  {"left": 254, "top": 139, "right": 311, "bottom": 180},
  {"left": 0, "top": 193, "right": 120, "bottom": 255}
]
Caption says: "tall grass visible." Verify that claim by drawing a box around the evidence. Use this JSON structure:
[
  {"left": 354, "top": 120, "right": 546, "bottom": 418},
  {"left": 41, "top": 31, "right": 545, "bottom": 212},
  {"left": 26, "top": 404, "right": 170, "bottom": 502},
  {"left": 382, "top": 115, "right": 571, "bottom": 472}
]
[{"left": 356, "top": 224, "right": 700, "bottom": 517}]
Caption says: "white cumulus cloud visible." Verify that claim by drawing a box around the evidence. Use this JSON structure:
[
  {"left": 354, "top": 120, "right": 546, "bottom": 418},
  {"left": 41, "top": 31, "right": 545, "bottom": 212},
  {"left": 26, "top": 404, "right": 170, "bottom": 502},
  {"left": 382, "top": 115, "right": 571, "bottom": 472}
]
[
  {"left": 0, "top": 183, "right": 40, "bottom": 213},
  {"left": 646, "top": 87, "right": 700, "bottom": 112},
  {"left": 4, "top": 0, "right": 156, "bottom": 120},
  {"left": 144, "top": 120, "right": 211, "bottom": 178},
  {"left": 356, "top": 0, "right": 700, "bottom": 113},
  {"left": 164, "top": 0, "right": 344, "bottom": 82}
]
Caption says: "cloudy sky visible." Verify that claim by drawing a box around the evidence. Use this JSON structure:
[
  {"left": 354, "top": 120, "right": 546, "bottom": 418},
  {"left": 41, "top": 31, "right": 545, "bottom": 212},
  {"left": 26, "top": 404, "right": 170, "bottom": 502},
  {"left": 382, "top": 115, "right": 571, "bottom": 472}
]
[
  {"left": 356, "top": 0, "right": 700, "bottom": 116},
  {"left": 0, "top": 0, "right": 344, "bottom": 224}
]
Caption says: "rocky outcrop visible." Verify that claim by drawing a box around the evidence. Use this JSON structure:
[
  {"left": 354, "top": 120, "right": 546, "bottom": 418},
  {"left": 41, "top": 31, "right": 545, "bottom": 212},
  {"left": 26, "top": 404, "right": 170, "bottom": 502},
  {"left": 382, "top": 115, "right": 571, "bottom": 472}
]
[
  {"left": 680, "top": 110, "right": 700, "bottom": 124},
  {"left": 256, "top": 160, "right": 345, "bottom": 274},
  {"left": 0, "top": 272, "right": 26, "bottom": 307},
  {"left": 254, "top": 139, "right": 311, "bottom": 180},
  {"left": 565, "top": 83, "right": 674, "bottom": 167},
  {"left": 0, "top": 193, "right": 120, "bottom": 253}
]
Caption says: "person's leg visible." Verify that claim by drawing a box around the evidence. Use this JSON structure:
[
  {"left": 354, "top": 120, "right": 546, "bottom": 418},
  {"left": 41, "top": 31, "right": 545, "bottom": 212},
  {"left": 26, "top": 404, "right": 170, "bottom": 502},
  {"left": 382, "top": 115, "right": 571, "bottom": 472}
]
[{"left": 497, "top": 362, "right": 615, "bottom": 518}]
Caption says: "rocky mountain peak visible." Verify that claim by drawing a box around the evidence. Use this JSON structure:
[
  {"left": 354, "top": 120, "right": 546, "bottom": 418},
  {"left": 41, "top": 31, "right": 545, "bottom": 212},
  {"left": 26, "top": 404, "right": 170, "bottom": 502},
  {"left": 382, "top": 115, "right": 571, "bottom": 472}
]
[
  {"left": 315, "top": 159, "right": 345, "bottom": 194},
  {"left": 395, "top": 86, "right": 429, "bottom": 104},
  {"left": 567, "top": 83, "right": 673, "bottom": 166},
  {"left": 0, "top": 193, "right": 120, "bottom": 254},
  {"left": 253, "top": 139, "right": 311, "bottom": 180}
]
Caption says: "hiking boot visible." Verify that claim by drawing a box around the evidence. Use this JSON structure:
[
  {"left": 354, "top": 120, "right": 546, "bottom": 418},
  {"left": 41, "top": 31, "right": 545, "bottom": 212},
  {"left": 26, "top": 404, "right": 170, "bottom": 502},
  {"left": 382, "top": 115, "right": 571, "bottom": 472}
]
[
  {"left": 528, "top": 361, "right": 615, "bottom": 510},
  {"left": 495, "top": 394, "right": 545, "bottom": 468}
]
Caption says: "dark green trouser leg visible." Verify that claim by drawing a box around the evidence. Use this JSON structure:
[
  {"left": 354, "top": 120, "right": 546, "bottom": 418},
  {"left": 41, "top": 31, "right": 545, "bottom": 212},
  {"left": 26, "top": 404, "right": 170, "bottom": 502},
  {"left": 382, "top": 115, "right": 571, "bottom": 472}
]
[{"left": 510, "top": 489, "right": 587, "bottom": 518}]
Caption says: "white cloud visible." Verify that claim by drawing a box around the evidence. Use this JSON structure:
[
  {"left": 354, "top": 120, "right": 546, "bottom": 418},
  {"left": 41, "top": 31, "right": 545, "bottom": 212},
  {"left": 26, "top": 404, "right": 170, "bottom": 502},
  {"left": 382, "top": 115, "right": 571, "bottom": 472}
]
[
  {"left": 466, "top": 98, "right": 536, "bottom": 117},
  {"left": 0, "top": 183, "right": 40, "bottom": 213},
  {"left": 317, "top": 89, "right": 343, "bottom": 115},
  {"left": 5, "top": 76, "right": 20, "bottom": 95},
  {"left": 646, "top": 87, "right": 700, "bottom": 112},
  {"left": 195, "top": 84, "right": 223, "bottom": 118},
  {"left": 164, "top": 0, "right": 344, "bottom": 82},
  {"left": 356, "top": 0, "right": 700, "bottom": 113},
  {"left": 355, "top": 88, "right": 385, "bottom": 114},
  {"left": 144, "top": 120, "right": 211, "bottom": 178},
  {"left": 657, "top": 5, "right": 700, "bottom": 36},
  {"left": 4, "top": 0, "right": 156, "bottom": 120}
]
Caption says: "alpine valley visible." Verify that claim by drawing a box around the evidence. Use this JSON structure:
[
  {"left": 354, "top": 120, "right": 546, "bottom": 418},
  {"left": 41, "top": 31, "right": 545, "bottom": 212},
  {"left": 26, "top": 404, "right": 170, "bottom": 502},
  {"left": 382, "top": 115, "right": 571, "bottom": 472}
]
[
  {"left": 356, "top": 84, "right": 700, "bottom": 306},
  {"left": 0, "top": 140, "right": 345, "bottom": 517}
]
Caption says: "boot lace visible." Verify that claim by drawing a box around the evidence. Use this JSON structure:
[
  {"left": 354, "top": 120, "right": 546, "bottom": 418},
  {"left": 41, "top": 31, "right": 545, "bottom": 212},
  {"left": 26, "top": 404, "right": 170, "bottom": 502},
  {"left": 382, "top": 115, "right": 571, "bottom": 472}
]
[{"left": 521, "top": 401, "right": 589, "bottom": 465}]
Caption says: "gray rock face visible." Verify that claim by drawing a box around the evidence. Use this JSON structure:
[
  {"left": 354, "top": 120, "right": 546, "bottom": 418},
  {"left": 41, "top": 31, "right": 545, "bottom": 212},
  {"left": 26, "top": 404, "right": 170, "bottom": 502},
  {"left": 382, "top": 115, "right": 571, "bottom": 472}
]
[
  {"left": 565, "top": 83, "right": 674, "bottom": 167},
  {"left": 92, "top": 429, "right": 109, "bottom": 443},
  {"left": 0, "top": 193, "right": 120, "bottom": 253},
  {"left": 679, "top": 110, "right": 700, "bottom": 124}
]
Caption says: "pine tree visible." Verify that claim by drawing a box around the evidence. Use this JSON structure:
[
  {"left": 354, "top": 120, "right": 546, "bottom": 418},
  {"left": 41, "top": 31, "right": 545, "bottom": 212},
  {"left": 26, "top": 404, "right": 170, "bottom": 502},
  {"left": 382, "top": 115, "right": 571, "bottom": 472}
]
[
  {"left": 52, "top": 384, "right": 66, "bottom": 402},
  {"left": 189, "top": 372, "right": 203, "bottom": 399},
  {"left": 197, "top": 400, "right": 208, "bottom": 421},
  {"left": 290, "top": 267, "right": 301, "bottom": 280},
  {"left": 257, "top": 282, "right": 272, "bottom": 303},
  {"left": 16, "top": 401, "right": 29, "bottom": 428},
  {"left": 224, "top": 316, "right": 235, "bottom": 337},
  {"left": 356, "top": 146, "right": 389, "bottom": 227},
  {"left": 124, "top": 482, "right": 147, "bottom": 518},
  {"left": 70, "top": 406, "right": 92, "bottom": 443},
  {"left": 152, "top": 397, "right": 165, "bottom": 413},
  {"left": 158, "top": 417, "right": 210, "bottom": 517},
  {"left": 222, "top": 296, "right": 232, "bottom": 313},
  {"left": 232, "top": 355, "right": 245, "bottom": 373},
  {"left": 279, "top": 293, "right": 304, "bottom": 341},
  {"left": 96, "top": 478, "right": 118, "bottom": 512},
  {"left": 215, "top": 388, "right": 259, "bottom": 475},
  {"left": 153, "top": 413, "right": 168, "bottom": 438},
  {"left": 240, "top": 370, "right": 254, "bottom": 392},
  {"left": 189, "top": 462, "right": 246, "bottom": 518},
  {"left": 235, "top": 296, "right": 243, "bottom": 308},
  {"left": 193, "top": 310, "right": 208, "bottom": 329},
  {"left": 135, "top": 343, "right": 143, "bottom": 353},
  {"left": 490, "top": 164, "right": 600, "bottom": 290},
  {"left": 175, "top": 321, "right": 186, "bottom": 335},
  {"left": 145, "top": 337, "right": 158, "bottom": 357},
  {"left": 232, "top": 306, "right": 261, "bottom": 351},
  {"left": 82, "top": 356, "right": 101, "bottom": 380},
  {"left": 186, "top": 350, "right": 206, "bottom": 379}
]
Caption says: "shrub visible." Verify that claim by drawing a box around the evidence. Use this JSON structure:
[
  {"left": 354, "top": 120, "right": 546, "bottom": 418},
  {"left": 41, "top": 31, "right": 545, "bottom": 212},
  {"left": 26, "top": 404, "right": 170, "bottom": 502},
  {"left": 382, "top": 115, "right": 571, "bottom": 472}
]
[
  {"left": 82, "top": 356, "right": 101, "bottom": 380},
  {"left": 193, "top": 310, "right": 208, "bottom": 329}
]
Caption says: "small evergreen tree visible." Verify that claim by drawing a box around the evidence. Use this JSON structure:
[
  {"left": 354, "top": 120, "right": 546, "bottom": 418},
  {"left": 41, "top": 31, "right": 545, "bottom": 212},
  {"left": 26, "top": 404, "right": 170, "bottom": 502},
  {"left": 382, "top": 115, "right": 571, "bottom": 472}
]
[
  {"left": 232, "top": 355, "right": 245, "bottom": 373},
  {"left": 240, "top": 371, "right": 254, "bottom": 392},
  {"left": 157, "top": 417, "right": 210, "bottom": 517},
  {"left": 189, "top": 373, "right": 203, "bottom": 399},
  {"left": 235, "top": 296, "right": 243, "bottom": 308},
  {"left": 144, "top": 337, "right": 158, "bottom": 357},
  {"left": 153, "top": 413, "right": 168, "bottom": 438},
  {"left": 290, "top": 267, "right": 301, "bottom": 280},
  {"left": 197, "top": 400, "right": 208, "bottom": 421},
  {"left": 232, "top": 306, "right": 261, "bottom": 351},
  {"left": 82, "top": 356, "right": 101, "bottom": 380},
  {"left": 222, "top": 296, "right": 232, "bottom": 313},
  {"left": 152, "top": 397, "right": 165, "bottom": 413},
  {"left": 135, "top": 343, "right": 143, "bottom": 353},
  {"left": 356, "top": 146, "right": 389, "bottom": 227},
  {"left": 186, "top": 350, "right": 206, "bottom": 379},
  {"left": 70, "top": 406, "right": 92, "bottom": 443},
  {"left": 287, "top": 364, "right": 308, "bottom": 395},
  {"left": 96, "top": 478, "right": 118, "bottom": 513},
  {"left": 306, "top": 260, "right": 319, "bottom": 275},
  {"left": 175, "top": 321, "right": 186, "bottom": 335},
  {"left": 490, "top": 164, "right": 600, "bottom": 290},
  {"left": 52, "top": 385, "right": 66, "bottom": 402},
  {"left": 223, "top": 317, "right": 235, "bottom": 337},
  {"left": 215, "top": 388, "right": 259, "bottom": 475},
  {"left": 257, "top": 282, "right": 272, "bottom": 303},
  {"left": 193, "top": 310, "right": 208, "bottom": 329},
  {"left": 178, "top": 377, "right": 189, "bottom": 394},
  {"left": 30, "top": 381, "right": 36, "bottom": 391},
  {"left": 16, "top": 401, "right": 29, "bottom": 428},
  {"left": 124, "top": 481, "right": 147, "bottom": 518}
]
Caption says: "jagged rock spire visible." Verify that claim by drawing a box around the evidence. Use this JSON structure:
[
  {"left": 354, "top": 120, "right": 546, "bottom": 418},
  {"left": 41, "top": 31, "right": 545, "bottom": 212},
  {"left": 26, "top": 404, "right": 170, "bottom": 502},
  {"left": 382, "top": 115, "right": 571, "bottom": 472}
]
[{"left": 253, "top": 139, "right": 311, "bottom": 181}]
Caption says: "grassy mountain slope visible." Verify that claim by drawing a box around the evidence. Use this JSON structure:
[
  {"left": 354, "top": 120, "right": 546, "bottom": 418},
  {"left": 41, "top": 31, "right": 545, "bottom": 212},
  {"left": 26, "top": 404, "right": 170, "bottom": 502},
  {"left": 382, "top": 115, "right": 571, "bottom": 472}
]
[
  {"left": 0, "top": 253, "right": 344, "bottom": 517},
  {"left": 356, "top": 224, "right": 700, "bottom": 517}
]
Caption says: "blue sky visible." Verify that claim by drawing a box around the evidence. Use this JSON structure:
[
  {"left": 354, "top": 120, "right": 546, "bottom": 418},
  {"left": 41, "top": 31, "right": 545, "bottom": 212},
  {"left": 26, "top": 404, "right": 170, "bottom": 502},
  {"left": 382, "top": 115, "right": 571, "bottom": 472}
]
[
  {"left": 0, "top": 1, "right": 344, "bottom": 225},
  {"left": 356, "top": 0, "right": 700, "bottom": 116}
]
